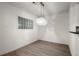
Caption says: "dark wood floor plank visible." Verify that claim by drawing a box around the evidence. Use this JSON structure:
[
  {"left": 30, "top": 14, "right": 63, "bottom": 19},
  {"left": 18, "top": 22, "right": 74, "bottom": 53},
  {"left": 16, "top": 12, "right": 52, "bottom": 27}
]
[{"left": 3, "top": 40, "right": 71, "bottom": 56}]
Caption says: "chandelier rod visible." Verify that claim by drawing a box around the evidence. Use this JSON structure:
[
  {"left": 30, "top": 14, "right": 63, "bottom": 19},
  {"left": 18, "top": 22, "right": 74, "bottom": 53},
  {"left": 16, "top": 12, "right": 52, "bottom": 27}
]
[{"left": 40, "top": 2, "right": 44, "bottom": 17}]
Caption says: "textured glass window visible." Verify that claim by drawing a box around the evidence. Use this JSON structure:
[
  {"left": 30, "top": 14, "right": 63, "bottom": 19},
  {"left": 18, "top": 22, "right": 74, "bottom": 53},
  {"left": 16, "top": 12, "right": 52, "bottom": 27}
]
[{"left": 18, "top": 16, "right": 33, "bottom": 29}]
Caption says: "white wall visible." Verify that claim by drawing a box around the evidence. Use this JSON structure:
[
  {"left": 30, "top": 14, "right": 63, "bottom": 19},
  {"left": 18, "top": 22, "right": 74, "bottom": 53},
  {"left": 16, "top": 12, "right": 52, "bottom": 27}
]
[
  {"left": 0, "top": 5, "right": 38, "bottom": 55},
  {"left": 41, "top": 11, "right": 70, "bottom": 45},
  {"left": 69, "top": 4, "right": 77, "bottom": 55},
  {"left": 41, "top": 26, "right": 58, "bottom": 43},
  {"left": 37, "top": 26, "right": 47, "bottom": 40},
  {"left": 69, "top": 4, "right": 79, "bottom": 56},
  {"left": 54, "top": 12, "right": 70, "bottom": 44}
]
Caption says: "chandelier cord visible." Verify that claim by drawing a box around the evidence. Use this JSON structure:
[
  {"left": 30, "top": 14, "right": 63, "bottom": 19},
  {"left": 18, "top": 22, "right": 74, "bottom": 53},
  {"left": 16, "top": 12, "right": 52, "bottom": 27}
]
[{"left": 41, "top": 3, "right": 44, "bottom": 17}]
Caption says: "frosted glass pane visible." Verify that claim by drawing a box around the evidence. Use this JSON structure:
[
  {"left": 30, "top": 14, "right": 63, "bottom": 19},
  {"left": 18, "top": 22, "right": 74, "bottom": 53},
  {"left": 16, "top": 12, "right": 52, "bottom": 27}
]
[{"left": 18, "top": 16, "right": 33, "bottom": 29}]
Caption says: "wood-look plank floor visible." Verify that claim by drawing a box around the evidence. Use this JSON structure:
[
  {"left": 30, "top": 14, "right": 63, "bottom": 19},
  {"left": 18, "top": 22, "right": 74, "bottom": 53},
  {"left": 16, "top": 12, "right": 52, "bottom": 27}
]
[{"left": 3, "top": 40, "right": 71, "bottom": 56}]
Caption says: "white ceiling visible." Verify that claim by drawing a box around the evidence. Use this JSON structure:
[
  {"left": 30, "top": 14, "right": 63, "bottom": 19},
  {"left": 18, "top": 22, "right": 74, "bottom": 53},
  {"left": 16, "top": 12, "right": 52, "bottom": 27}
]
[
  {"left": 6, "top": 2, "right": 72, "bottom": 17},
  {"left": 0, "top": 2, "right": 76, "bottom": 27}
]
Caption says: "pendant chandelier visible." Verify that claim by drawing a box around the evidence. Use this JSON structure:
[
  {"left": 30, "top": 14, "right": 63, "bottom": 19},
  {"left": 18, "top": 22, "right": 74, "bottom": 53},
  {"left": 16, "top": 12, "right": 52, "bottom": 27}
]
[{"left": 33, "top": 2, "right": 47, "bottom": 26}]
